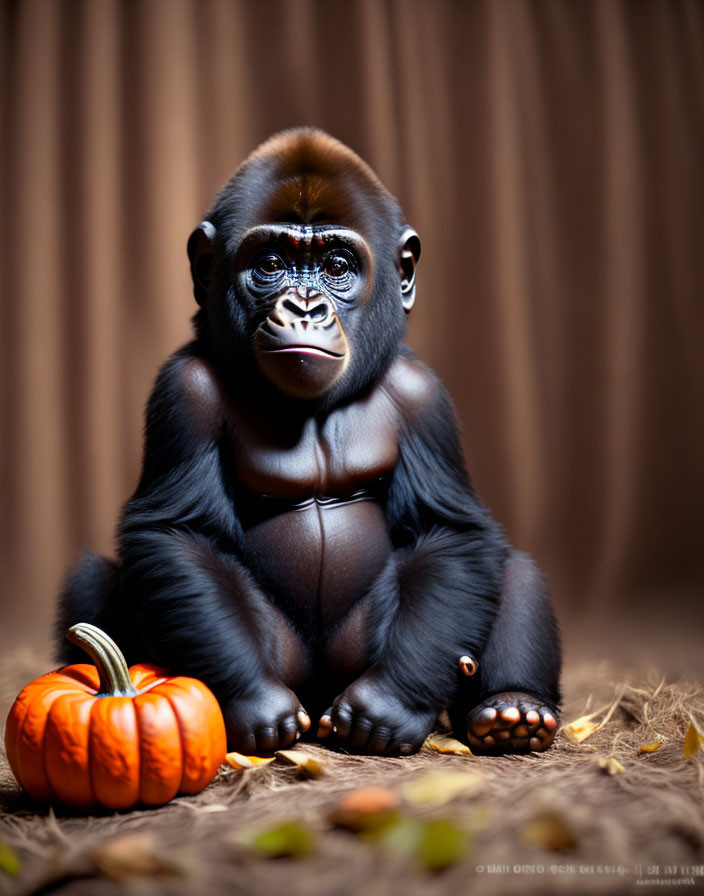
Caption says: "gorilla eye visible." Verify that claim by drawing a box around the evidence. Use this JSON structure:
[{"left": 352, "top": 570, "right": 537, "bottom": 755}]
[
  {"left": 254, "top": 253, "right": 285, "bottom": 277},
  {"left": 322, "top": 253, "right": 351, "bottom": 279}
]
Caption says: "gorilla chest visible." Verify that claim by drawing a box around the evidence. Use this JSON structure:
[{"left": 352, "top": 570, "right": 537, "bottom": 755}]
[
  {"left": 230, "top": 391, "right": 399, "bottom": 628},
  {"left": 230, "top": 389, "right": 399, "bottom": 499}
]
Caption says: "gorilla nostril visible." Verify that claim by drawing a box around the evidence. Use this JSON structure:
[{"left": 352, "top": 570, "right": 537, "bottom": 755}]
[
  {"left": 300, "top": 320, "right": 309, "bottom": 330},
  {"left": 269, "top": 312, "right": 285, "bottom": 327},
  {"left": 261, "top": 320, "right": 279, "bottom": 337},
  {"left": 282, "top": 298, "right": 304, "bottom": 318},
  {"left": 309, "top": 303, "right": 329, "bottom": 322}
]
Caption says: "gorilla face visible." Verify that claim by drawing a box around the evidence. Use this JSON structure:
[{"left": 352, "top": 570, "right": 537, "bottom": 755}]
[
  {"left": 187, "top": 128, "right": 420, "bottom": 404},
  {"left": 238, "top": 224, "right": 373, "bottom": 399}
]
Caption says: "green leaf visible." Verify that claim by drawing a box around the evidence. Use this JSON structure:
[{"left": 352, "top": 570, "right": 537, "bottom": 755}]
[
  {"left": 0, "top": 842, "right": 21, "bottom": 877},
  {"left": 361, "top": 816, "right": 421, "bottom": 851},
  {"left": 417, "top": 820, "right": 469, "bottom": 871},
  {"left": 251, "top": 821, "right": 315, "bottom": 859}
]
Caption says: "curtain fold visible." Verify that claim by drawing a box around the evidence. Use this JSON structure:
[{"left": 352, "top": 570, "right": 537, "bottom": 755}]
[{"left": 1, "top": 0, "right": 703, "bottom": 648}]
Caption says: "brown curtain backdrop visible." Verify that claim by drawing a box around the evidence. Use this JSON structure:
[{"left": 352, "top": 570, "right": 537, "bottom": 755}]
[{"left": 1, "top": 0, "right": 703, "bottom": 651}]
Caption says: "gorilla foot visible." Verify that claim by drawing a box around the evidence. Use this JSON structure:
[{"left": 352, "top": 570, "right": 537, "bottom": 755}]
[
  {"left": 466, "top": 691, "right": 558, "bottom": 754},
  {"left": 222, "top": 680, "right": 311, "bottom": 754},
  {"left": 319, "top": 674, "right": 436, "bottom": 755}
]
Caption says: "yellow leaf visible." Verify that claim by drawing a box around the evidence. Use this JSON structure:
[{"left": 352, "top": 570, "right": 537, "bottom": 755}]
[
  {"left": 275, "top": 749, "right": 325, "bottom": 778},
  {"left": 563, "top": 716, "right": 601, "bottom": 744},
  {"left": 424, "top": 733, "right": 473, "bottom": 755},
  {"left": 402, "top": 770, "right": 483, "bottom": 807},
  {"left": 225, "top": 751, "right": 275, "bottom": 770},
  {"left": 684, "top": 719, "right": 704, "bottom": 758},
  {"left": 563, "top": 688, "right": 625, "bottom": 744},
  {"left": 636, "top": 740, "right": 664, "bottom": 756},
  {"left": 522, "top": 813, "right": 577, "bottom": 851},
  {"left": 597, "top": 756, "right": 626, "bottom": 775}
]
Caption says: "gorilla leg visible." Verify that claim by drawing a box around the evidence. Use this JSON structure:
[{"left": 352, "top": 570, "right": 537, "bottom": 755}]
[
  {"left": 122, "top": 530, "right": 312, "bottom": 752},
  {"left": 452, "top": 550, "right": 561, "bottom": 753},
  {"left": 54, "top": 551, "right": 134, "bottom": 664},
  {"left": 318, "top": 528, "right": 500, "bottom": 756}
]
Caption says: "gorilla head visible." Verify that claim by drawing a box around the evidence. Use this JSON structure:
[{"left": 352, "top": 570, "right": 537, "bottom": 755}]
[{"left": 187, "top": 128, "right": 420, "bottom": 403}]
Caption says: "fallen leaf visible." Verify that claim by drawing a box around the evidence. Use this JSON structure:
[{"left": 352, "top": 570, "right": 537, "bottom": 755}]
[
  {"left": 275, "top": 749, "right": 325, "bottom": 778},
  {"left": 91, "top": 833, "right": 172, "bottom": 880},
  {"left": 225, "top": 751, "right": 275, "bottom": 770},
  {"left": 563, "top": 687, "right": 625, "bottom": 744},
  {"left": 330, "top": 787, "right": 401, "bottom": 831},
  {"left": 424, "top": 733, "right": 473, "bottom": 756},
  {"left": 357, "top": 814, "right": 472, "bottom": 869},
  {"left": 563, "top": 716, "right": 602, "bottom": 744},
  {"left": 417, "top": 820, "right": 469, "bottom": 870},
  {"left": 521, "top": 812, "right": 577, "bottom": 851},
  {"left": 402, "top": 770, "right": 483, "bottom": 807},
  {"left": 597, "top": 756, "right": 626, "bottom": 775},
  {"left": 362, "top": 816, "right": 422, "bottom": 850},
  {"left": 684, "top": 718, "right": 704, "bottom": 759},
  {"left": 251, "top": 821, "right": 315, "bottom": 859},
  {"left": 0, "top": 842, "right": 21, "bottom": 877},
  {"left": 636, "top": 740, "right": 664, "bottom": 756}
]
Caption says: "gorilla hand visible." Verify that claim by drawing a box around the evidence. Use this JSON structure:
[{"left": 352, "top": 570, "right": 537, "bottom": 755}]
[{"left": 222, "top": 678, "right": 310, "bottom": 753}]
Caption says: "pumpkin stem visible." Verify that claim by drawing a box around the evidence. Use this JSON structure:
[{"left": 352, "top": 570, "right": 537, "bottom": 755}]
[{"left": 66, "top": 623, "right": 138, "bottom": 697}]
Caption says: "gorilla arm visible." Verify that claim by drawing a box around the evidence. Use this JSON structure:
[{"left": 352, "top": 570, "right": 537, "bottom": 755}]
[{"left": 326, "top": 357, "right": 507, "bottom": 752}]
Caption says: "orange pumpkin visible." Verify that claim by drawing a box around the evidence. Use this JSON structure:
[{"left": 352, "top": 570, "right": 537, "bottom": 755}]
[{"left": 4, "top": 623, "right": 226, "bottom": 809}]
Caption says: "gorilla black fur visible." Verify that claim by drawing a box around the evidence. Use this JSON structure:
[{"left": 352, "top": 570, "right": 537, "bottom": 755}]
[{"left": 57, "top": 128, "right": 561, "bottom": 755}]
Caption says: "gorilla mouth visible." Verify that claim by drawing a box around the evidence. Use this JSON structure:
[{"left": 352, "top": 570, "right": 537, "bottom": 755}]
[
  {"left": 263, "top": 345, "right": 345, "bottom": 358},
  {"left": 254, "top": 314, "right": 350, "bottom": 398}
]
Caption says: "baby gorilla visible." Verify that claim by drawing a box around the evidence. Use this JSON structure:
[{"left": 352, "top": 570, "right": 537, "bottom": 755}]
[{"left": 57, "top": 128, "right": 561, "bottom": 756}]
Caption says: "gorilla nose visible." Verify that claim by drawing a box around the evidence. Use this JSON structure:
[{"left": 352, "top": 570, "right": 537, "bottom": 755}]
[{"left": 276, "top": 292, "right": 334, "bottom": 328}]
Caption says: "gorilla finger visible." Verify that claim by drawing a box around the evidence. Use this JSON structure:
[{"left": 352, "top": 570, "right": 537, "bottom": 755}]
[
  {"left": 496, "top": 706, "right": 521, "bottom": 725},
  {"left": 349, "top": 717, "right": 374, "bottom": 750},
  {"left": 468, "top": 706, "right": 497, "bottom": 737},
  {"left": 255, "top": 726, "right": 278, "bottom": 752},
  {"left": 296, "top": 709, "right": 311, "bottom": 732},
  {"left": 367, "top": 726, "right": 392, "bottom": 754},
  {"left": 234, "top": 730, "right": 257, "bottom": 755},
  {"left": 543, "top": 712, "right": 558, "bottom": 731},
  {"left": 317, "top": 711, "right": 334, "bottom": 739},
  {"left": 278, "top": 716, "right": 298, "bottom": 748},
  {"left": 332, "top": 703, "right": 353, "bottom": 739}
]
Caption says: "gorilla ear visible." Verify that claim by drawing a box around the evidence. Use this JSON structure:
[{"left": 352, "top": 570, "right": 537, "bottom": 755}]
[
  {"left": 187, "top": 221, "right": 217, "bottom": 306},
  {"left": 399, "top": 227, "right": 421, "bottom": 312}
]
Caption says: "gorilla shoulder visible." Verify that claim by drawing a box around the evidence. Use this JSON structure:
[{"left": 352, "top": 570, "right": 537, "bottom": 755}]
[
  {"left": 158, "top": 351, "right": 225, "bottom": 441},
  {"left": 382, "top": 353, "right": 448, "bottom": 427}
]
